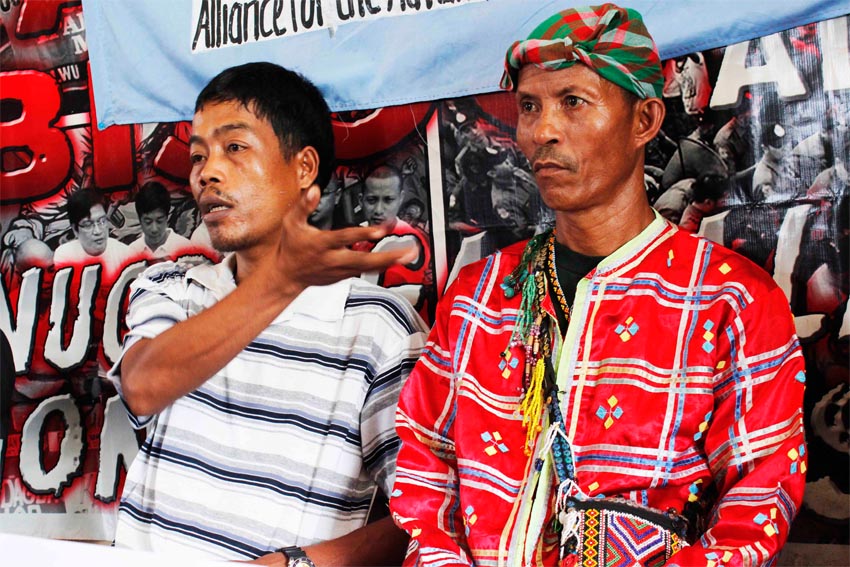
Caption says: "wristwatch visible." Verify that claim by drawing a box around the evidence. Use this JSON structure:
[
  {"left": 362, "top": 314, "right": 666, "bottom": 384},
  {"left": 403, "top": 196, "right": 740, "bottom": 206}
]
[{"left": 278, "top": 545, "right": 316, "bottom": 567}]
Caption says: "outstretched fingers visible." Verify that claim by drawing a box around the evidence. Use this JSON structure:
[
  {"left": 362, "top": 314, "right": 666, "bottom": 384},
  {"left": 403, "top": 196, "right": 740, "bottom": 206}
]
[
  {"left": 327, "top": 243, "right": 417, "bottom": 277},
  {"left": 277, "top": 187, "right": 416, "bottom": 287},
  {"left": 306, "top": 231, "right": 415, "bottom": 282}
]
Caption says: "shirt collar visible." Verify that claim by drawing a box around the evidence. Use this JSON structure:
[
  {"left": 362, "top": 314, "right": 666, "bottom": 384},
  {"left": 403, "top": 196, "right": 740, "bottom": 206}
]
[
  {"left": 276, "top": 279, "right": 350, "bottom": 323},
  {"left": 594, "top": 210, "right": 669, "bottom": 276},
  {"left": 144, "top": 229, "right": 173, "bottom": 253},
  {"left": 184, "top": 253, "right": 237, "bottom": 299},
  {"left": 185, "top": 253, "right": 350, "bottom": 322}
]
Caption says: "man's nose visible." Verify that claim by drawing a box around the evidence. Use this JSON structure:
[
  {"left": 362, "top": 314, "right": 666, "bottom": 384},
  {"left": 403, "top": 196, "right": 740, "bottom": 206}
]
[
  {"left": 198, "top": 152, "right": 224, "bottom": 188},
  {"left": 532, "top": 107, "right": 562, "bottom": 146}
]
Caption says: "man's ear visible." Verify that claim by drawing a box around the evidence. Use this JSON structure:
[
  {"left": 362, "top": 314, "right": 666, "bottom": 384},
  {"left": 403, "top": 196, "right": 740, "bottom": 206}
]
[
  {"left": 634, "top": 97, "right": 666, "bottom": 148},
  {"left": 296, "top": 146, "right": 320, "bottom": 190}
]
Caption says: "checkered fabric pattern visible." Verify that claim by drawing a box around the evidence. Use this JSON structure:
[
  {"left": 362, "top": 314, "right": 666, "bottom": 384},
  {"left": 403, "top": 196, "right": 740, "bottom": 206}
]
[{"left": 500, "top": 3, "right": 664, "bottom": 99}]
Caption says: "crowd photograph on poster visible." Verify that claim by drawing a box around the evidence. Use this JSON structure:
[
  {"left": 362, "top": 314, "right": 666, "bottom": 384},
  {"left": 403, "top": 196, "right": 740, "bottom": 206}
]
[{"left": 0, "top": 0, "right": 848, "bottom": 565}]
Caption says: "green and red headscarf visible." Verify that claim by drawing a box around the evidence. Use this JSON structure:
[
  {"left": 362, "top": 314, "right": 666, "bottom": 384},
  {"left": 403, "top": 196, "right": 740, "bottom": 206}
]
[{"left": 500, "top": 3, "right": 664, "bottom": 99}]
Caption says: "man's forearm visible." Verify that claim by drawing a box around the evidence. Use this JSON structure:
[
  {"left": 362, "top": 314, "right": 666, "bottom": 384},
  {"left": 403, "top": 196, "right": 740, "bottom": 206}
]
[
  {"left": 247, "top": 516, "right": 409, "bottom": 567},
  {"left": 120, "top": 274, "right": 299, "bottom": 416},
  {"left": 119, "top": 212, "right": 419, "bottom": 418}
]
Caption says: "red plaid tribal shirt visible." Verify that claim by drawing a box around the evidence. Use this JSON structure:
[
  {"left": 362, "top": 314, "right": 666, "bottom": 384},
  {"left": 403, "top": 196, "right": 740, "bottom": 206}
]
[{"left": 390, "top": 217, "right": 806, "bottom": 567}]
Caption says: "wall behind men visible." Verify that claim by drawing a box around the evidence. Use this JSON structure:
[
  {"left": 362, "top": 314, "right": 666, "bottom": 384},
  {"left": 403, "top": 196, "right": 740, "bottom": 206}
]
[{"left": 0, "top": 0, "right": 847, "bottom": 550}]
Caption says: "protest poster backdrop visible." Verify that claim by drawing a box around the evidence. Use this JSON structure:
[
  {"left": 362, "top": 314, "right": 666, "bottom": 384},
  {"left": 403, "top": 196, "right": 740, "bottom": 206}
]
[{"left": 0, "top": 0, "right": 847, "bottom": 551}]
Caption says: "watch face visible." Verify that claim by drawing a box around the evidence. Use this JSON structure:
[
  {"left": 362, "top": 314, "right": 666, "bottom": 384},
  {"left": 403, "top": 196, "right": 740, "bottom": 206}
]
[{"left": 290, "top": 556, "right": 315, "bottom": 567}]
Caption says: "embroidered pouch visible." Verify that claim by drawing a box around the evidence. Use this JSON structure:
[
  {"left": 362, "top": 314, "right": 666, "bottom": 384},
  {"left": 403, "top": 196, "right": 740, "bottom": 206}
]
[{"left": 559, "top": 498, "right": 688, "bottom": 567}]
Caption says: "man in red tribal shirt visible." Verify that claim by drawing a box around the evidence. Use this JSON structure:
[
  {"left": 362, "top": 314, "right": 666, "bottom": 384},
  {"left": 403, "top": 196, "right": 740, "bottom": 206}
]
[{"left": 389, "top": 4, "right": 806, "bottom": 567}]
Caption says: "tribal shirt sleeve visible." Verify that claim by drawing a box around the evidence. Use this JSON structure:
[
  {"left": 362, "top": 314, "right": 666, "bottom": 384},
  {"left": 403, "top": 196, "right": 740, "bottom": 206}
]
[
  {"left": 668, "top": 283, "right": 807, "bottom": 567},
  {"left": 390, "top": 282, "right": 474, "bottom": 567}
]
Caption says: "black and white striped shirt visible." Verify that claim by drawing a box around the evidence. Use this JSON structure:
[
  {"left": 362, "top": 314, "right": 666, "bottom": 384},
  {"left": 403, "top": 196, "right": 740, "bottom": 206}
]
[{"left": 109, "top": 256, "right": 427, "bottom": 560}]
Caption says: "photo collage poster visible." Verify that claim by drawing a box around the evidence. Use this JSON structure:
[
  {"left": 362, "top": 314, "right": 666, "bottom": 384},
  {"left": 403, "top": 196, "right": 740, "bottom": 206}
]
[{"left": 0, "top": 1, "right": 847, "bottom": 544}]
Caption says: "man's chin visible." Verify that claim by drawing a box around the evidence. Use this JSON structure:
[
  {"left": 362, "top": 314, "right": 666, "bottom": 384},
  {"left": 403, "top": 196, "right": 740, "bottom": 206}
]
[
  {"left": 538, "top": 182, "right": 583, "bottom": 208},
  {"left": 210, "top": 233, "right": 254, "bottom": 253},
  {"left": 210, "top": 239, "right": 237, "bottom": 253}
]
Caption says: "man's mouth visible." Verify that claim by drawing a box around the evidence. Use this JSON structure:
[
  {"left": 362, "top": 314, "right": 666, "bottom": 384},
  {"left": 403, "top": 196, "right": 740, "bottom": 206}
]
[
  {"left": 197, "top": 187, "right": 234, "bottom": 219},
  {"left": 533, "top": 161, "right": 567, "bottom": 173},
  {"left": 531, "top": 147, "right": 576, "bottom": 174},
  {"left": 200, "top": 199, "right": 233, "bottom": 219}
]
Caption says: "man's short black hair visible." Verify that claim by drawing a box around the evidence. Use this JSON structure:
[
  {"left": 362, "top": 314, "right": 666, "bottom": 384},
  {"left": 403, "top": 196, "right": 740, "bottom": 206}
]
[
  {"left": 135, "top": 181, "right": 171, "bottom": 217},
  {"left": 364, "top": 164, "right": 402, "bottom": 193},
  {"left": 195, "top": 62, "right": 335, "bottom": 189},
  {"left": 67, "top": 189, "right": 104, "bottom": 228}
]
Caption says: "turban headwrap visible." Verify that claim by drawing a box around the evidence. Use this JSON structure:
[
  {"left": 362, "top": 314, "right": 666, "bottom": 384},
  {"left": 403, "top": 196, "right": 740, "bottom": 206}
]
[{"left": 500, "top": 3, "right": 664, "bottom": 100}]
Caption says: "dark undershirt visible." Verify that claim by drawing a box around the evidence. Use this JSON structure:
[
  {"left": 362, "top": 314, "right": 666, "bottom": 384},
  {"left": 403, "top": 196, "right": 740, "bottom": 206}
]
[{"left": 550, "top": 240, "right": 605, "bottom": 335}]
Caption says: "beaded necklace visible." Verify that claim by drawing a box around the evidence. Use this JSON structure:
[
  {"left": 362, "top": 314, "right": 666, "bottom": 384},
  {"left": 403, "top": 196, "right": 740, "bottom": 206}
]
[
  {"left": 545, "top": 232, "right": 571, "bottom": 324},
  {"left": 503, "top": 231, "right": 582, "bottom": 563},
  {"left": 501, "top": 230, "right": 572, "bottom": 455}
]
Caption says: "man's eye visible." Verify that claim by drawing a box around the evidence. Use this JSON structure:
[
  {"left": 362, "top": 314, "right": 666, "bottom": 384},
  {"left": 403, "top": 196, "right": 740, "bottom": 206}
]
[
  {"left": 190, "top": 154, "right": 205, "bottom": 164},
  {"left": 519, "top": 101, "right": 537, "bottom": 113},
  {"left": 227, "top": 143, "right": 244, "bottom": 152},
  {"left": 564, "top": 96, "right": 584, "bottom": 108}
]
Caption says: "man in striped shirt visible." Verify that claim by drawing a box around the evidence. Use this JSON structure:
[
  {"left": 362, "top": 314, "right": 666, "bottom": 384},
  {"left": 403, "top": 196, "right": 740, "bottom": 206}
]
[{"left": 109, "top": 62, "right": 427, "bottom": 565}]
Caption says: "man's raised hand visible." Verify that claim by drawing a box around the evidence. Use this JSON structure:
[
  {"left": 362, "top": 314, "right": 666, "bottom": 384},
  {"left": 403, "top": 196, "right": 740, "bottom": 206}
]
[{"left": 267, "top": 185, "right": 416, "bottom": 296}]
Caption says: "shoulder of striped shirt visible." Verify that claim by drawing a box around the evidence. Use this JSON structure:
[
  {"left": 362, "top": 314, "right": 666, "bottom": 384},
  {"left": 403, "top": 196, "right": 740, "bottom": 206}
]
[
  {"left": 345, "top": 277, "right": 429, "bottom": 335},
  {"left": 140, "top": 257, "right": 207, "bottom": 281},
  {"left": 130, "top": 257, "right": 209, "bottom": 301}
]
